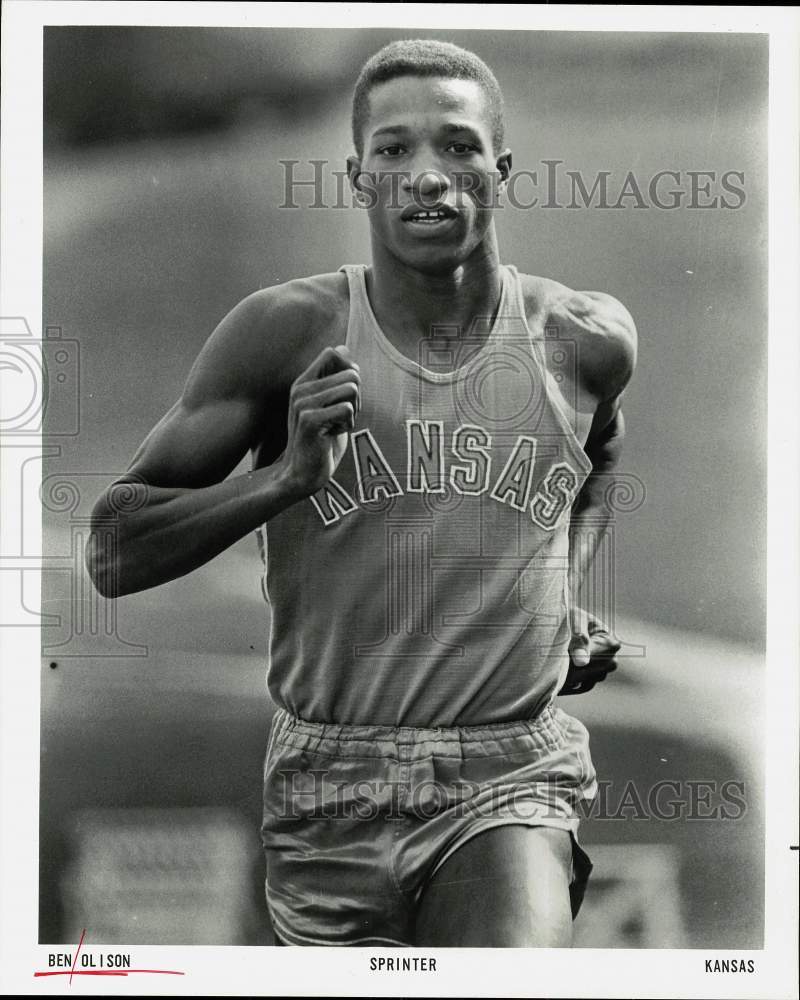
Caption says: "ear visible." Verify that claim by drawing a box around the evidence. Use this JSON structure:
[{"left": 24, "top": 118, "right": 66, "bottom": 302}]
[
  {"left": 347, "top": 154, "right": 378, "bottom": 209},
  {"left": 496, "top": 148, "right": 512, "bottom": 190},
  {"left": 347, "top": 154, "right": 364, "bottom": 194}
]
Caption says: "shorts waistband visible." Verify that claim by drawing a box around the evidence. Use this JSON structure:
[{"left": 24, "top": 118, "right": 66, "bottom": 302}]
[{"left": 268, "top": 703, "right": 567, "bottom": 759}]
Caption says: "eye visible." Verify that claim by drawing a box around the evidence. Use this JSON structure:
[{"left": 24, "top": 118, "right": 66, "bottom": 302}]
[
  {"left": 448, "top": 141, "right": 478, "bottom": 154},
  {"left": 376, "top": 144, "right": 406, "bottom": 157}
]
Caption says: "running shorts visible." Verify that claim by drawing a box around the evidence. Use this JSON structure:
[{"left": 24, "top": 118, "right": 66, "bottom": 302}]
[{"left": 260, "top": 702, "right": 597, "bottom": 946}]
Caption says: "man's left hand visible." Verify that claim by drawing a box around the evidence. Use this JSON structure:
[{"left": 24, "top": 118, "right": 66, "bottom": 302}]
[{"left": 560, "top": 610, "right": 621, "bottom": 695}]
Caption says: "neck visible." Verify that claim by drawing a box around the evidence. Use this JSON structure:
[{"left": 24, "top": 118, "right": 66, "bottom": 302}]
[{"left": 366, "top": 227, "right": 503, "bottom": 347}]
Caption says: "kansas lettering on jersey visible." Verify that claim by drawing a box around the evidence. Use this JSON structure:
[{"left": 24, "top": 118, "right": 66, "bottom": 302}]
[
  {"left": 311, "top": 425, "right": 579, "bottom": 532},
  {"left": 258, "top": 264, "right": 593, "bottom": 727}
]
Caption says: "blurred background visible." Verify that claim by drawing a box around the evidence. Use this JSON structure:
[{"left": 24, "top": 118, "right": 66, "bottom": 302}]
[{"left": 40, "top": 27, "right": 766, "bottom": 948}]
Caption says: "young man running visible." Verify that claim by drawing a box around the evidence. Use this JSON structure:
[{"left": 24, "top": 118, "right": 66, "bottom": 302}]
[{"left": 87, "top": 39, "right": 636, "bottom": 947}]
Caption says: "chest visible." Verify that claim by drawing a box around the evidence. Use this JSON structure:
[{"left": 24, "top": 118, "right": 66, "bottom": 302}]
[{"left": 303, "top": 324, "right": 592, "bottom": 548}]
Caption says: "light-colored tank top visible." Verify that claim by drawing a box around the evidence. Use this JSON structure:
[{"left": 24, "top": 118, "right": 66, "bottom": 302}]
[{"left": 258, "top": 263, "right": 592, "bottom": 727}]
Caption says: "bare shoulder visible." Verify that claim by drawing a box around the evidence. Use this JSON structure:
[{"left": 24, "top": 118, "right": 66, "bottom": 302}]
[
  {"left": 182, "top": 270, "right": 350, "bottom": 408},
  {"left": 519, "top": 272, "right": 637, "bottom": 402}
]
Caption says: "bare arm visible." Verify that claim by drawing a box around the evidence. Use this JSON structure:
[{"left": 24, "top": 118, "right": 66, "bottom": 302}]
[
  {"left": 86, "top": 288, "right": 359, "bottom": 598},
  {"left": 555, "top": 288, "right": 637, "bottom": 682},
  {"left": 568, "top": 400, "right": 626, "bottom": 652}
]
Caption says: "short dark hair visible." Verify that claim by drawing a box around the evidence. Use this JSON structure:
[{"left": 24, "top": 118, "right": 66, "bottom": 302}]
[{"left": 351, "top": 39, "right": 505, "bottom": 158}]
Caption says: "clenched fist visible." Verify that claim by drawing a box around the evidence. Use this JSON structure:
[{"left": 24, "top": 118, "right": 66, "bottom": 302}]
[
  {"left": 280, "top": 345, "right": 361, "bottom": 497},
  {"left": 560, "top": 610, "right": 621, "bottom": 695}
]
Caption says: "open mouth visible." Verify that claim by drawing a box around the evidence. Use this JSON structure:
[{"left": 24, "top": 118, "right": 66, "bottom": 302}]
[
  {"left": 405, "top": 209, "right": 451, "bottom": 224},
  {"left": 400, "top": 204, "right": 459, "bottom": 230}
]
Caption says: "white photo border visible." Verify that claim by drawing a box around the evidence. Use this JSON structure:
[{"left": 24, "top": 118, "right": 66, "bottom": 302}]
[{"left": 1, "top": 3, "right": 797, "bottom": 997}]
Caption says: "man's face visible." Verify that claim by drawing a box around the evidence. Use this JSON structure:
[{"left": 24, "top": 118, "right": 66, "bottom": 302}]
[{"left": 349, "top": 75, "right": 511, "bottom": 274}]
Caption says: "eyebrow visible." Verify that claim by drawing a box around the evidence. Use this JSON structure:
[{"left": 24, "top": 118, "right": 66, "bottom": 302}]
[
  {"left": 442, "top": 123, "right": 482, "bottom": 136},
  {"left": 371, "top": 125, "right": 411, "bottom": 138},
  {"left": 370, "top": 123, "right": 483, "bottom": 139}
]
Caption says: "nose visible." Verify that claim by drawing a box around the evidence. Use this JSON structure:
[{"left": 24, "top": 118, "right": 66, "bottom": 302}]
[{"left": 406, "top": 168, "right": 450, "bottom": 205}]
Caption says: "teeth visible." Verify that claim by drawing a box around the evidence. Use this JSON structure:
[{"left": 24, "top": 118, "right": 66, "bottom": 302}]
[{"left": 410, "top": 209, "right": 446, "bottom": 222}]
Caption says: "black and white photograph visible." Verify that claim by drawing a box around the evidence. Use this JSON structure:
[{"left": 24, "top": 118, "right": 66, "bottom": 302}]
[{"left": 1, "top": 3, "right": 798, "bottom": 997}]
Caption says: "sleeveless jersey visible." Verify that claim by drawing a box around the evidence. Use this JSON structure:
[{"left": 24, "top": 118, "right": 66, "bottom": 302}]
[{"left": 258, "top": 263, "right": 593, "bottom": 727}]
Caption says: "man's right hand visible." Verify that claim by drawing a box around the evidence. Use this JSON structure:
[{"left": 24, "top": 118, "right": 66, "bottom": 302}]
[{"left": 280, "top": 344, "right": 361, "bottom": 497}]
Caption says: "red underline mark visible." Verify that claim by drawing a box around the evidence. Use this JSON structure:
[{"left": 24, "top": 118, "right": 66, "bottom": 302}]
[
  {"left": 33, "top": 928, "right": 185, "bottom": 981},
  {"left": 34, "top": 970, "right": 185, "bottom": 978}
]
